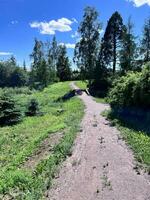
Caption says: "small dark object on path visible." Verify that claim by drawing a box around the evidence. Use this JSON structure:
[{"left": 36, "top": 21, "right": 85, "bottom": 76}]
[{"left": 56, "top": 89, "right": 90, "bottom": 102}]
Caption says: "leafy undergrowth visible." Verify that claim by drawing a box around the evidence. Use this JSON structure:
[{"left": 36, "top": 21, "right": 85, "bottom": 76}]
[
  {"left": 75, "top": 81, "right": 107, "bottom": 103},
  {"left": 0, "top": 82, "right": 84, "bottom": 199},
  {"left": 103, "top": 110, "right": 150, "bottom": 171}
]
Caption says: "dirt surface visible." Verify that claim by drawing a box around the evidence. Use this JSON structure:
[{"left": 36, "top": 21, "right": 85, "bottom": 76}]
[
  {"left": 22, "top": 132, "right": 63, "bottom": 171},
  {"left": 46, "top": 82, "right": 150, "bottom": 200}
]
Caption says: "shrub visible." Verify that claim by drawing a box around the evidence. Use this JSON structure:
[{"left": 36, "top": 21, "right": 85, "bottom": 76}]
[
  {"left": 25, "top": 99, "right": 40, "bottom": 116},
  {"left": 108, "top": 63, "right": 150, "bottom": 109},
  {"left": 0, "top": 93, "right": 22, "bottom": 126}
]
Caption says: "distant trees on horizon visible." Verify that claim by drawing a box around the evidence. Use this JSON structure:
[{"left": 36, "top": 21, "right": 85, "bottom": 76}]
[{"left": 0, "top": 6, "right": 150, "bottom": 89}]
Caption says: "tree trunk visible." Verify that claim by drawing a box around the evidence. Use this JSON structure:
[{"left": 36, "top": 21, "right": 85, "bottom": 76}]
[{"left": 113, "top": 33, "right": 117, "bottom": 74}]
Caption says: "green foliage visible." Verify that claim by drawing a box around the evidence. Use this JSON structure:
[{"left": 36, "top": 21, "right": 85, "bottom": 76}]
[
  {"left": 0, "top": 93, "right": 22, "bottom": 126},
  {"left": 100, "top": 11, "right": 124, "bottom": 73},
  {"left": 74, "top": 6, "right": 100, "bottom": 84},
  {"left": 0, "top": 82, "right": 84, "bottom": 198},
  {"left": 9, "top": 67, "right": 28, "bottom": 87},
  {"left": 120, "top": 17, "right": 138, "bottom": 73},
  {"left": 104, "top": 110, "right": 150, "bottom": 168},
  {"left": 26, "top": 99, "right": 40, "bottom": 116},
  {"left": 56, "top": 45, "right": 72, "bottom": 81},
  {"left": 140, "top": 17, "right": 150, "bottom": 63},
  {"left": 0, "top": 58, "right": 28, "bottom": 88},
  {"left": 108, "top": 63, "right": 150, "bottom": 108},
  {"left": 30, "top": 37, "right": 71, "bottom": 88},
  {"left": 75, "top": 81, "right": 87, "bottom": 90},
  {"left": 47, "top": 36, "right": 58, "bottom": 82}
]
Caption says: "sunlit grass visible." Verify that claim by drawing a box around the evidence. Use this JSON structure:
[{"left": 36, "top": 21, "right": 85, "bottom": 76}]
[{"left": 0, "top": 82, "right": 84, "bottom": 199}]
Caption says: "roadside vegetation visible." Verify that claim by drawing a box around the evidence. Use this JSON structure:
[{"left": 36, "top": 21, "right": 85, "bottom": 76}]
[
  {"left": 103, "top": 109, "right": 150, "bottom": 172},
  {"left": 103, "top": 63, "right": 150, "bottom": 170},
  {"left": 0, "top": 82, "right": 84, "bottom": 199}
]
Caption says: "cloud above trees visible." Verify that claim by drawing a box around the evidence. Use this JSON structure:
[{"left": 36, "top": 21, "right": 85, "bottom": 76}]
[
  {"left": 127, "top": 0, "right": 150, "bottom": 7},
  {"left": 30, "top": 18, "right": 77, "bottom": 35},
  {"left": 0, "top": 52, "right": 13, "bottom": 56}
]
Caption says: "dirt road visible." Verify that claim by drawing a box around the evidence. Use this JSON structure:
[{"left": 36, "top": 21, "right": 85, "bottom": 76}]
[{"left": 47, "top": 82, "right": 150, "bottom": 200}]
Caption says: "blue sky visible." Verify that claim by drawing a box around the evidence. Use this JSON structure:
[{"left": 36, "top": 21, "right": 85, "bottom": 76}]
[{"left": 0, "top": 0, "right": 150, "bottom": 68}]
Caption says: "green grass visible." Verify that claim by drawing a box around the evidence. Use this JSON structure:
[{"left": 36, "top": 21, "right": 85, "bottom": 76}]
[
  {"left": 75, "top": 80, "right": 88, "bottom": 90},
  {"left": 103, "top": 110, "right": 150, "bottom": 171},
  {"left": 0, "top": 82, "right": 84, "bottom": 199}
]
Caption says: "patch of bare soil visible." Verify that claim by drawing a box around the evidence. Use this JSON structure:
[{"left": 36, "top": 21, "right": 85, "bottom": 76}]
[
  {"left": 46, "top": 82, "right": 150, "bottom": 200},
  {"left": 22, "top": 132, "right": 63, "bottom": 171}
]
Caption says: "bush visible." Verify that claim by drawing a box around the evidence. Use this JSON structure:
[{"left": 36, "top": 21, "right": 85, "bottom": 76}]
[
  {"left": 108, "top": 63, "right": 150, "bottom": 109},
  {"left": 25, "top": 99, "right": 40, "bottom": 116},
  {"left": 0, "top": 93, "right": 22, "bottom": 126},
  {"left": 89, "top": 78, "right": 111, "bottom": 98}
]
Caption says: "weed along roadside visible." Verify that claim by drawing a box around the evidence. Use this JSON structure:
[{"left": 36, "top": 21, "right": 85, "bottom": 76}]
[{"left": 0, "top": 82, "right": 84, "bottom": 199}]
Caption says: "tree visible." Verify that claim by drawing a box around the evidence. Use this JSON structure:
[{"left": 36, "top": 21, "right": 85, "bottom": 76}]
[
  {"left": 0, "top": 93, "right": 22, "bottom": 126},
  {"left": 25, "top": 99, "right": 39, "bottom": 116},
  {"left": 140, "top": 17, "right": 150, "bottom": 63},
  {"left": 0, "top": 59, "right": 28, "bottom": 87},
  {"left": 101, "top": 11, "right": 124, "bottom": 74},
  {"left": 56, "top": 45, "right": 71, "bottom": 81},
  {"left": 74, "top": 6, "right": 101, "bottom": 85},
  {"left": 9, "top": 67, "right": 28, "bottom": 87},
  {"left": 37, "top": 59, "right": 50, "bottom": 87},
  {"left": 9, "top": 56, "right": 17, "bottom": 66},
  {"left": 47, "top": 36, "right": 58, "bottom": 82},
  {"left": 23, "top": 60, "right": 27, "bottom": 71},
  {"left": 30, "top": 38, "right": 44, "bottom": 84},
  {"left": 0, "top": 61, "right": 10, "bottom": 87},
  {"left": 120, "top": 17, "right": 137, "bottom": 73}
]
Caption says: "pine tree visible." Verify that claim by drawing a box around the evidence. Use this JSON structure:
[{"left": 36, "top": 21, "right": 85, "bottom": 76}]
[
  {"left": 101, "top": 11, "right": 124, "bottom": 74},
  {"left": 120, "top": 17, "right": 137, "bottom": 73},
  {"left": 140, "top": 17, "right": 150, "bottom": 63},
  {"left": 56, "top": 45, "right": 71, "bottom": 81},
  {"left": 0, "top": 93, "right": 22, "bottom": 126},
  {"left": 26, "top": 99, "right": 39, "bottom": 116},
  {"left": 74, "top": 6, "right": 101, "bottom": 85}
]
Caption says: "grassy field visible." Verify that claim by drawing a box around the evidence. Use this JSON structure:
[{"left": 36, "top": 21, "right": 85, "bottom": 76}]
[
  {"left": 103, "top": 110, "right": 150, "bottom": 172},
  {"left": 75, "top": 81, "right": 107, "bottom": 103},
  {"left": 0, "top": 82, "right": 84, "bottom": 199}
]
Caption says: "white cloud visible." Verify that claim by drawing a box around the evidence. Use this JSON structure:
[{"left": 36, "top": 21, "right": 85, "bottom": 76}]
[
  {"left": 59, "top": 43, "right": 75, "bottom": 49},
  {"left": 0, "top": 52, "right": 13, "bottom": 56},
  {"left": 30, "top": 17, "right": 76, "bottom": 35},
  {"left": 127, "top": 0, "right": 150, "bottom": 7}
]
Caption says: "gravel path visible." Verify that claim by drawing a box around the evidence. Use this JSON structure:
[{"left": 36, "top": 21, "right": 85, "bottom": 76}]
[{"left": 46, "top": 82, "right": 150, "bottom": 200}]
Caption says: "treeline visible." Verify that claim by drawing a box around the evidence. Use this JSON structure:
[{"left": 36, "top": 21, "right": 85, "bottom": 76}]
[
  {"left": 74, "top": 7, "right": 150, "bottom": 96},
  {"left": 0, "top": 37, "right": 76, "bottom": 89},
  {"left": 0, "top": 57, "right": 28, "bottom": 87},
  {"left": 29, "top": 37, "right": 72, "bottom": 89},
  {"left": 0, "top": 6, "right": 149, "bottom": 92}
]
